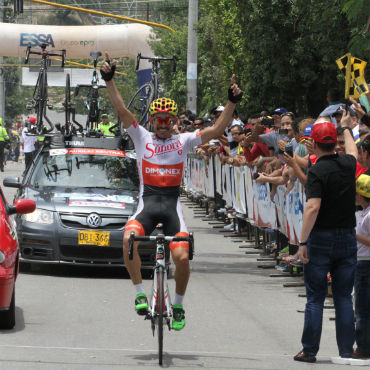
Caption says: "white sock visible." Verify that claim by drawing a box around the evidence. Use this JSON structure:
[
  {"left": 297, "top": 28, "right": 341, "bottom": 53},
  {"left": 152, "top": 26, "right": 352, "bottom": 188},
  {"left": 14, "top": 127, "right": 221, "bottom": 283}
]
[
  {"left": 135, "top": 283, "right": 145, "bottom": 295},
  {"left": 173, "top": 293, "right": 184, "bottom": 306}
]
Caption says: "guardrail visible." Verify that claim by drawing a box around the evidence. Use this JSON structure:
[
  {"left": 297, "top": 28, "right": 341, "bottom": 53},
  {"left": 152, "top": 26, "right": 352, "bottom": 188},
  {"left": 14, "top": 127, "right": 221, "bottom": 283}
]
[{"left": 184, "top": 154, "right": 306, "bottom": 246}]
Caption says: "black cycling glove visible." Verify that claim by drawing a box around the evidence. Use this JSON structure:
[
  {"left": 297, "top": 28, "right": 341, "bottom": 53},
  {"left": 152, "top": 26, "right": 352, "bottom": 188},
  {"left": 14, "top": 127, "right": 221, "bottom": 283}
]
[
  {"left": 100, "top": 61, "right": 116, "bottom": 82},
  {"left": 228, "top": 86, "right": 243, "bottom": 104}
]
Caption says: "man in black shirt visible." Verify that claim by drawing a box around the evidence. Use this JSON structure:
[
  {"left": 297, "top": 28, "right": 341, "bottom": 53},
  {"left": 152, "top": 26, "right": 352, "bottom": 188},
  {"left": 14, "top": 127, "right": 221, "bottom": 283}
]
[{"left": 294, "top": 113, "right": 358, "bottom": 363}]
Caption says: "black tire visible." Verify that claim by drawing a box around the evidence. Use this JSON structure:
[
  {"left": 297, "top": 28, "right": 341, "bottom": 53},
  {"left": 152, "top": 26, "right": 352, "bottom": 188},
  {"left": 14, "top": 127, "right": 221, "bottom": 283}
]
[
  {"left": 157, "top": 266, "right": 164, "bottom": 365},
  {"left": 36, "top": 71, "right": 47, "bottom": 133},
  {"left": 127, "top": 83, "right": 153, "bottom": 126},
  {"left": 65, "top": 73, "right": 71, "bottom": 125},
  {"left": 0, "top": 287, "right": 15, "bottom": 330}
]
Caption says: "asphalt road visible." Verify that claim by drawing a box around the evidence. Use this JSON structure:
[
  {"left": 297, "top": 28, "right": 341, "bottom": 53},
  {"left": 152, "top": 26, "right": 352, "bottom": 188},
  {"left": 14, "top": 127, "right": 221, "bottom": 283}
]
[{"left": 0, "top": 159, "right": 349, "bottom": 369}]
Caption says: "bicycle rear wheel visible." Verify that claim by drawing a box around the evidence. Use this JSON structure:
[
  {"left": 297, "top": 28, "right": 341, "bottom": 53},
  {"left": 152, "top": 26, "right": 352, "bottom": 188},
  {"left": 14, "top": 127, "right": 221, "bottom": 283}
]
[
  {"left": 127, "top": 83, "right": 153, "bottom": 126},
  {"left": 157, "top": 265, "right": 164, "bottom": 365}
]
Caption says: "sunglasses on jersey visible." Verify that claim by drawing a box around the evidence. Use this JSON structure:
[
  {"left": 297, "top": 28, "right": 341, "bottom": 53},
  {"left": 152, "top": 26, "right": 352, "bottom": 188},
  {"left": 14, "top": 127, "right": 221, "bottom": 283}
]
[{"left": 150, "top": 117, "right": 176, "bottom": 126}]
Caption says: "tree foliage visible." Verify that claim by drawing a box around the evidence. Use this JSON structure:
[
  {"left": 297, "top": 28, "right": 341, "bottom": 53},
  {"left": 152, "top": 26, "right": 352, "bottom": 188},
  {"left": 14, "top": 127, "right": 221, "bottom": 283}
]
[
  {"left": 340, "top": 0, "right": 370, "bottom": 60},
  {"left": 152, "top": 0, "right": 353, "bottom": 117}
]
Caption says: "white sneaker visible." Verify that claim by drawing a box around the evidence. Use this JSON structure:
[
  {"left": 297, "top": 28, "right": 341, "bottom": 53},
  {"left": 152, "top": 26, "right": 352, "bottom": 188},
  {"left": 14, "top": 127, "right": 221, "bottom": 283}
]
[
  {"left": 223, "top": 223, "right": 234, "bottom": 230},
  {"left": 331, "top": 357, "right": 351, "bottom": 365},
  {"left": 349, "top": 358, "right": 370, "bottom": 366}
]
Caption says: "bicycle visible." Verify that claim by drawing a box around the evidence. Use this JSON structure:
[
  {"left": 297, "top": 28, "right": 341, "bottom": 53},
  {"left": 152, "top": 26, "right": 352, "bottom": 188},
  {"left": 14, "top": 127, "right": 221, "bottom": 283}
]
[
  {"left": 61, "top": 73, "right": 83, "bottom": 137},
  {"left": 127, "top": 53, "right": 177, "bottom": 127},
  {"left": 25, "top": 43, "right": 66, "bottom": 135},
  {"left": 128, "top": 227, "right": 194, "bottom": 365},
  {"left": 75, "top": 51, "right": 106, "bottom": 136}
]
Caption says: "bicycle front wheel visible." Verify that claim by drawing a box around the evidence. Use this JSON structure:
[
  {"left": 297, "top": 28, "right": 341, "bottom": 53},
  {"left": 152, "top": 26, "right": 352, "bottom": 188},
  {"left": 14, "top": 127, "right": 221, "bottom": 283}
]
[
  {"left": 127, "top": 83, "right": 153, "bottom": 126},
  {"left": 157, "top": 265, "right": 164, "bottom": 365},
  {"left": 36, "top": 70, "right": 47, "bottom": 131},
  {"left": 65, "top": 73, "right": 71, "bottom": 125}
]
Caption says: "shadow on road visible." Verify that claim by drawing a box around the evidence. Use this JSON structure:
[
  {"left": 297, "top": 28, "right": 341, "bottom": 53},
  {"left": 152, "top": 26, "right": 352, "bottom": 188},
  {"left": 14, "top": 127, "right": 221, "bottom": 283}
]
[{"left": 19, "top": 262, "right": 133, "bottom": 280}]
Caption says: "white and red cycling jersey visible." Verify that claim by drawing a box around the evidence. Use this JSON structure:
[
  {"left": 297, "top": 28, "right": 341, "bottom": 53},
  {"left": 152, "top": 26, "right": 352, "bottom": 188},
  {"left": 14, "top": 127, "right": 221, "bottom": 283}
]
[{"left": 127, "top": 122, "right": 202, "bottom": 197}]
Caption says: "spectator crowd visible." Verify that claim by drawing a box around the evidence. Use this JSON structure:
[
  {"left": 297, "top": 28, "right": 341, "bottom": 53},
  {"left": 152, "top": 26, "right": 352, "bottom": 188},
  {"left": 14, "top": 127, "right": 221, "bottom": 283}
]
[{"left": 180, "top": 88, "right": 370, "bottom": 363}]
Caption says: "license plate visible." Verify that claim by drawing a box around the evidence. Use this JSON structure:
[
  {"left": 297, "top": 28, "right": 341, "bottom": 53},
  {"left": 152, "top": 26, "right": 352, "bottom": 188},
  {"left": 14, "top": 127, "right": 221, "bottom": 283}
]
[{"left": 78, "top": 230, "right": 110, "bottom": 247}]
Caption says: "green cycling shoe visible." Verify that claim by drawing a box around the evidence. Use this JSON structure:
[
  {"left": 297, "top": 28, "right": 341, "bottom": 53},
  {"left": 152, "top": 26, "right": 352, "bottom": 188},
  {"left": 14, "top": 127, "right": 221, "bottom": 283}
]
[
  {"left": 172, "top": 305, "right": 186, "bottom": 331},
  {"left": 135, "top": 293, "right": 148, "bottom": 315}
]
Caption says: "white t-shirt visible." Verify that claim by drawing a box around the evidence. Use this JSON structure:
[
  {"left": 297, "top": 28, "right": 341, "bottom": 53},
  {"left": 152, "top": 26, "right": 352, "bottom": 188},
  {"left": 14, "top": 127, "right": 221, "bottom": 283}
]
[{"left": 21, "top": 127, "right": 38, "bottom": 153}]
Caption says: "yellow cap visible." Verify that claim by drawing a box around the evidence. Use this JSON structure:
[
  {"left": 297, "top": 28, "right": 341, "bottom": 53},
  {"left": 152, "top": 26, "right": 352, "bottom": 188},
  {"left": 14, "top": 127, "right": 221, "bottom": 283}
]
[{"left": 356, "top": 174, "right": 370, "bottom": 198}]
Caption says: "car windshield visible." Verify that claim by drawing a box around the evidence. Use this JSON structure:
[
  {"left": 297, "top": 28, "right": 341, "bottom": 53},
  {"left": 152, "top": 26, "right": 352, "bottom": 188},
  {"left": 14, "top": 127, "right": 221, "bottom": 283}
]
[{"left": 30, "top": 149, "right": 139, "bottom": 191}]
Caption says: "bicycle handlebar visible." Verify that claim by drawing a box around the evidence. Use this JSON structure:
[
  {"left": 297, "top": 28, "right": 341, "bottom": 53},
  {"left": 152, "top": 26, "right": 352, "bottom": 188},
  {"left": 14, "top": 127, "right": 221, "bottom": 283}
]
[
  {"left": 128, "top": 231, "right": 194, "bottom": 261},
  {"left": 131, "top": 235, "right": 190, "bottom": 243},
  {"left": 25, "top": 44, "right": 66, "bottom": 67},
  {"left": 136, "top": 53, "right": 177, "bottom": 72}
]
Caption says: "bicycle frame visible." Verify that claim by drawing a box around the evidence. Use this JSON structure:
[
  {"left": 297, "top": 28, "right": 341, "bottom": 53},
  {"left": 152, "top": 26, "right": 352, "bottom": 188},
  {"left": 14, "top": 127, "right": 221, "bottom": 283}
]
[
  {"left": 25, "top": 43, "right": 66, "bottom": 135},
  {"left": 149, "top": 237, "right": 172, "bottom": 328}
]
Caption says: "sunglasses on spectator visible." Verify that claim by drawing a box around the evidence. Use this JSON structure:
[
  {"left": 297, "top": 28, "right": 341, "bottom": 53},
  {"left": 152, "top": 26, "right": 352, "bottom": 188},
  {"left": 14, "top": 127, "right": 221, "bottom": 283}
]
[
  {"left": 150, "top": 117, "right": 176, "bottom": 125},
  {"left": 193, "top": 123, "right": 203, "bottom": 127},
  {"left": 281, "top": 112, "right": 295, "bottom": 119}
]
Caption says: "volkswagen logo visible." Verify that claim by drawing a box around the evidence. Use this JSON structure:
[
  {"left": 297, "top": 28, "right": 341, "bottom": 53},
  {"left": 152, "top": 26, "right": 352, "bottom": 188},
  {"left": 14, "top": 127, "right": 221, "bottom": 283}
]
[{"left": 86, "top": 213, "right": 102, "bottom": 228}]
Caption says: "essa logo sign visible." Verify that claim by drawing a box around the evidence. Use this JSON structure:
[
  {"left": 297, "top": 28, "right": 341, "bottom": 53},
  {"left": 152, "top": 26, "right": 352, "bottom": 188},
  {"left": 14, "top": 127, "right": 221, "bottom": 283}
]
[{"left": 20, "top": 33, "right": 55, "bottom": 48}]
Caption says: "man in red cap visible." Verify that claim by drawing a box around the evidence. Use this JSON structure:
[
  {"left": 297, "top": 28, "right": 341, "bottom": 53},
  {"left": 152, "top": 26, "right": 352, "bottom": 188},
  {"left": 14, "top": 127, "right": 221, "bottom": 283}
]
[
  {"left": 295, "top": 111, "right": 358, "bottom": 363},
  {"left": 21, "top": 117, "right": 38, "bottom": 171}
]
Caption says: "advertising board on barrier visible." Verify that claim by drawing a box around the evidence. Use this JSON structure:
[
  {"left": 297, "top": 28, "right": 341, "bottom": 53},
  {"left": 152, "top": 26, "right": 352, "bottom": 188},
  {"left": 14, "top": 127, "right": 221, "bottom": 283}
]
[{"left": 184, "top": 155, "right": 305, "bottom": 245}]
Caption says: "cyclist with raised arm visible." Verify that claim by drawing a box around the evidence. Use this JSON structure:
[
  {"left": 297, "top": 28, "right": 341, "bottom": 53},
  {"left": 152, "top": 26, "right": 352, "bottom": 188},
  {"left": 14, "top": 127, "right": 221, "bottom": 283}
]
[{"left": 101, "top": 52, "right": 243, "bottom": 331}]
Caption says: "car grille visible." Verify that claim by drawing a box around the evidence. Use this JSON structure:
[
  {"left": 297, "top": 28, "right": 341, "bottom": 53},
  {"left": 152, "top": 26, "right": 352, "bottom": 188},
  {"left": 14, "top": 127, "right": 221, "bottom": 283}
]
[
  {"left": 59, "top": 245, "right": 155, "bottom": 265},
  {"left": 59, "top": 212, "right": 128, "bottom": 230},
  {"left": 60, "top": 245, "right": 123, "bottom": 262}
]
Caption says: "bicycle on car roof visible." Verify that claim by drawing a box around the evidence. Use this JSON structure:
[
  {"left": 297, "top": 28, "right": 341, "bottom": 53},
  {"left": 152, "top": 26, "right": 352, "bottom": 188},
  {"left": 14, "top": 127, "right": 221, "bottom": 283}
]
[
  {"left": 74, "top": 51, "right": 107, "bottom": 137},
  {"left": 127, "top": 53, "right": 177, "bottom": 128},
  {"left": 25, "top": 43, "right": 66, "bottom": 135}
]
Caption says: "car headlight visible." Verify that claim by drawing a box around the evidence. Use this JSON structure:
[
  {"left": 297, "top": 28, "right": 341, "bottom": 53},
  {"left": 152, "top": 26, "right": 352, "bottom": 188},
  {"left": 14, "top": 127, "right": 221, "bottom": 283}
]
[
  {"left": 0, "top": 250, "right": 5, "bottom": 264},
  {"left": 22, "top": 209, "right": 54, "bottom": 224}
]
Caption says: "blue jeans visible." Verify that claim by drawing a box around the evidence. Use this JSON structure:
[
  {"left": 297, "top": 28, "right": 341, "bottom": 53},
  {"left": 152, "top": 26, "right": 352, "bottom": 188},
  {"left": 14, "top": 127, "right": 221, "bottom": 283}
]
[
  {"left": 301, "top": 228, "right": 357, "bottom": 357},
  {"left": 355, "top": 261, "right": 370, "bottom": 355}
]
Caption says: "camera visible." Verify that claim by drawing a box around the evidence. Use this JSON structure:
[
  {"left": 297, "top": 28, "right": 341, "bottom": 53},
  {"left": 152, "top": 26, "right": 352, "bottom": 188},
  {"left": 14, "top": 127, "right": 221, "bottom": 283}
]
[
  {"left": 253, "top": 172, "right": 260, "bottom": 180},
  {"left": 244, "top": 127, "right": 252, "bottom": 134},
  {"left": 278, "top": 128, "right": 289, "bottom": 135},
  {"left": 284, "top": 143, "right": 293, "bottom": 157},
  {"left": 261, "top": 116, "right": 274, "bottom": 127}
]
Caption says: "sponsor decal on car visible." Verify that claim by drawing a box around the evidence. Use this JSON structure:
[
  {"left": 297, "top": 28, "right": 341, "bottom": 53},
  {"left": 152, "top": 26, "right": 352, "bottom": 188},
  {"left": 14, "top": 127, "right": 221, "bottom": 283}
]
[
  {"left": 54, "top": 193, "right": 135, "bottom": 203},
  {"left": 49, "top": 149, "right": 68, "bottom": 156},
  {"left": 69, "top": 201, "right": 125, "bottom": 209},
  {"left": 66, "top": 148, "right": 127, "bottom": 157}
]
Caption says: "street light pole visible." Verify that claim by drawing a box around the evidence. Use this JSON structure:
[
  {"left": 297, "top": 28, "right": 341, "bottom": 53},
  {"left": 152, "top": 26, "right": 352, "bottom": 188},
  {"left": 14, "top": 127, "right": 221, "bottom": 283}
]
[{"left": 186, "top": 0, "right": 198, "bottom": 114}]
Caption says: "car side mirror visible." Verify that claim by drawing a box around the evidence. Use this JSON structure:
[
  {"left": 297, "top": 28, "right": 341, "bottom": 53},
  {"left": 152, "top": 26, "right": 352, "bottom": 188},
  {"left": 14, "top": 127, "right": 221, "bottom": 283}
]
[
  {"left": 7, "top": 199, "right": 36, "bottom": 216},
  {"left": 3, "top": 177, "right": 21, "bottom": 188}
]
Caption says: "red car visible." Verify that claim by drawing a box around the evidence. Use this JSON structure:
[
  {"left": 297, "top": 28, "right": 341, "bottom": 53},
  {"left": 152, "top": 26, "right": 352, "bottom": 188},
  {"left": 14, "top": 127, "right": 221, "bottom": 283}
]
[{"left": 0, "top": 190, "right": 35, "bottom": 330}]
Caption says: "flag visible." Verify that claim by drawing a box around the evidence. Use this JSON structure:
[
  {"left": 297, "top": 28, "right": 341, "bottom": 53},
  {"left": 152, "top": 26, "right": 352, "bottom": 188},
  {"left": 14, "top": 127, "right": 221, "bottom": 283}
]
[{"left": 336, "top": 53, "right": 369, "bottom": 98}]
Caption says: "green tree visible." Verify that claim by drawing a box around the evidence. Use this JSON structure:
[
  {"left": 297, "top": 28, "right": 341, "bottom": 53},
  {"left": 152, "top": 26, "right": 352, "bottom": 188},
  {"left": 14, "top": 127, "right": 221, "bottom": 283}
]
[
  {"left": 3, "top": 58, "right": 33, "bottom": 121},
  {"left": 340, "top": 0, "right": 370, "bottom": 60},
  {"left": 151, "top": 0, "right": 351, "bottom": 116}
]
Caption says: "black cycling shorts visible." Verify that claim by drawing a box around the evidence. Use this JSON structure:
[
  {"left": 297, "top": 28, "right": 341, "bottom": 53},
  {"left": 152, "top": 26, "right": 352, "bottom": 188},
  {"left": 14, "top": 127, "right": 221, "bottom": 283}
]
[{"left": 126, "top": 194, "right": 187, "bottom": 237}]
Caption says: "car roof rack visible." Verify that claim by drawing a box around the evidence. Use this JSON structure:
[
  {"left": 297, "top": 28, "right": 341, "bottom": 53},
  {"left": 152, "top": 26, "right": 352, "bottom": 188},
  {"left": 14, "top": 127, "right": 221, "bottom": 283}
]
[{"left": 42, "top": 132, "right": 134, "bottom": 151}]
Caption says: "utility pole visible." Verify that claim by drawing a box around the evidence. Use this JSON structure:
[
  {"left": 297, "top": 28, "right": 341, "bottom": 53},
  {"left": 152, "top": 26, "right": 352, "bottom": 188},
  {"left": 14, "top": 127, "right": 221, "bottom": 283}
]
[
  {"left": 0, "top": 0, "right": 4, "bottom": 120},
  {"left": 186, "top": 0, "right": 198, "bottom": 114}
]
